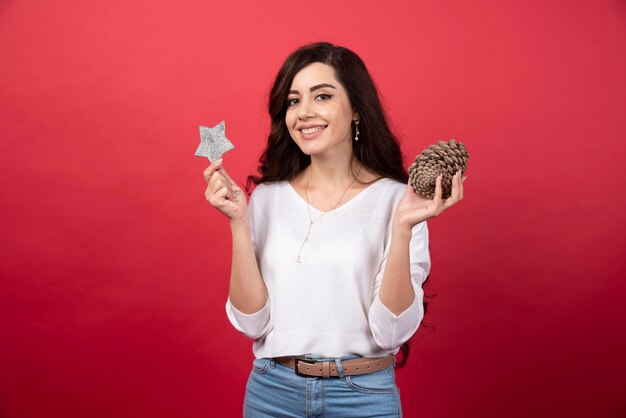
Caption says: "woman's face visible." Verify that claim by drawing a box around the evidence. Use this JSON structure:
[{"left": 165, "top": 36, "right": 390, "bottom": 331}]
[{"left": 285, "top": 62, "right": 357, "bottom": 159}]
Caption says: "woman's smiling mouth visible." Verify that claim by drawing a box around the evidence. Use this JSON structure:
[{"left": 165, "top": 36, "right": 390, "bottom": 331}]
[{"left": 298, "top": 125, "right": 327, "bottom": 139}]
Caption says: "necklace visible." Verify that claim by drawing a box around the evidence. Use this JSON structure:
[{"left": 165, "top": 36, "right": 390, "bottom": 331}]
[{"left": 296, "top": 170, "right": 356, "bottom": 263}]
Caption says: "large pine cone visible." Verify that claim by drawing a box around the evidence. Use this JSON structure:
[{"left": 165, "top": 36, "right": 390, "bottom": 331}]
[{"left": 408, "top": 139, "right": 469, "bottom": 199}]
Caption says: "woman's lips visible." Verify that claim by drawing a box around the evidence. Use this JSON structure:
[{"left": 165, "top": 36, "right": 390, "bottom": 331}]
[{"left": 298, "top": 125, "right": 327, "bottom": 139}]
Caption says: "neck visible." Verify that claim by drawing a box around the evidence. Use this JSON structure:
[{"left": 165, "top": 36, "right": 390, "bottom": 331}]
[{"left": 307, "top": 153, "right": 358, "bottom": 189}]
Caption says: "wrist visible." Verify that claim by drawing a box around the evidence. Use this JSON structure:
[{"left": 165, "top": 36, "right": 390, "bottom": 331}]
[
  {"left": 391, "top": 221, "right": 412, "bottom": 240},
  {"left": 229, "top": 216, "right": 249, "bottom": 231}
]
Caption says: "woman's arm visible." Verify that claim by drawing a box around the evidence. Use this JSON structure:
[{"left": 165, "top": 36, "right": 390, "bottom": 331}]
[
  {"left": 228, "top": 218, "right": 268, "bottom": 313},
  {"left": 368, "top": 221, "right": 429, "bottom": 350},
  {"left": 380, "top": 171, "right": 465, "bottom": 315},
  {"left": 204, "top": 159, "right": 268, "bottom": 314},
  {"left": 378, "top": 226, "right": 415, "bottom": 315}
]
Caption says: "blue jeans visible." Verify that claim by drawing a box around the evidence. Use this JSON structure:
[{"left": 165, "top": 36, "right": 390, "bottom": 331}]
[{"left": 243, "top": 355, "right": 402, "bottom": 417}]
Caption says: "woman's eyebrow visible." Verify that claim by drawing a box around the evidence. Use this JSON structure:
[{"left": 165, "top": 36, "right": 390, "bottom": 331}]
[
  {"left": 310, "top": 83, "right": 336, "bottom": 91},
  {"left": 288, "top": 83, "right": 337, "bottom": 95}
]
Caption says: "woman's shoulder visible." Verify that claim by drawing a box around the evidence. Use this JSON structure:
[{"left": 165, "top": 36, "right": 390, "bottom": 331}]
[
  {"left": 372, "top": 177, "right": 406, "bottom": 196},
  {"left": 349, "top": 177, "right": 406, "bottom": 208},
  {"left": 249, "top": 181, "right": 291, "bottom": 200},
  {"left": 356, "top": 165, "right": 404, "bottom": 190}
]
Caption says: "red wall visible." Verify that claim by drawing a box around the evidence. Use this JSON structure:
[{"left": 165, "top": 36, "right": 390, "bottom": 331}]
[{"left": 1, "top": 1, "right": 625, "bottom": 417}]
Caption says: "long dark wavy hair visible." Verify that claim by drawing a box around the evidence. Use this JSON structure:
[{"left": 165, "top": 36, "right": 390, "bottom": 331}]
[
  {"left": 247, "top": 41, "right": 407, "bottom": 186},
  {"left": 247, "top": 41, "right": 434, "bottom": 366}
]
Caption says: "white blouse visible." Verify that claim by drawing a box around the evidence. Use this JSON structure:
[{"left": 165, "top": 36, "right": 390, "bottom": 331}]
[{"left": 225, "top": 178, "right": 431, "bottom": 359}]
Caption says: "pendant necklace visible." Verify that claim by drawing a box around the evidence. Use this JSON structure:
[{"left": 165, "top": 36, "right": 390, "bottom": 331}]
[{"left": 296, "top": 170, "right": 356, "bottom": 263}]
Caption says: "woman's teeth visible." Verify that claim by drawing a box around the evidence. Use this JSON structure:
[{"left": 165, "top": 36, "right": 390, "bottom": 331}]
[{"left": 301, "top": 127, "right": 324, "bottom": 134}]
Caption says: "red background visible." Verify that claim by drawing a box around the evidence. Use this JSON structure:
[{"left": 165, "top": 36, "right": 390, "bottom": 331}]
[{"left": 1, "top": 1, "right": 625, "bottom": 417}]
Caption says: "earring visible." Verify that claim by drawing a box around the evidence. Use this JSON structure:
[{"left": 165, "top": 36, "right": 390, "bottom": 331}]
[{"left": 354, "top": 119, "right": 360, "bottom": 141}]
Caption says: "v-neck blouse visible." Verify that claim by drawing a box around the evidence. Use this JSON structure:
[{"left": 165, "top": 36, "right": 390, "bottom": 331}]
[
  {"left": 285, "top": 176, "right": 387, "bottom": 215},
  {"left": 226, "top": 178, "right": 431, "bottom": 358}
]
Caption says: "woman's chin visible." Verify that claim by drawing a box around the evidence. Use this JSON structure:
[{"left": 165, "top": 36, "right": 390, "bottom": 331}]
[{"left": 295, "top": 141, "right": 323, "bottom": 156}]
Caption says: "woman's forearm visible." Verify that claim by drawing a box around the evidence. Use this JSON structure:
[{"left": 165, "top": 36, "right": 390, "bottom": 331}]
[
  {"left": 228, "top": 219, "right": 268, "bottom": 314},
  {"left": 379, "top": 226, "right": 416, "bottom": 316}
]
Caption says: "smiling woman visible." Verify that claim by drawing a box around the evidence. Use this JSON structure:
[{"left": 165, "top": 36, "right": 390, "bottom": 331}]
[
  {"left": 202, "top": 42, "right": 465, "bottom": 417},
  {"left": 285, "top": 63, "right": 355, "bottom": 159}
]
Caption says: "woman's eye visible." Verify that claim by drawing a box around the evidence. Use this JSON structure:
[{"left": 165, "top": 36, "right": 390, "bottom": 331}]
[
  {"left": 316, "top": 94, "right": 332, "bottom": 101},
  {"left": 287, "top": 98, "right": 299, "bottom": 106}
]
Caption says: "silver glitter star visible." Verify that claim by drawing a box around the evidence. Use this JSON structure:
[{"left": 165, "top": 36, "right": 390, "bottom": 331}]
[{"left": 194, "top": 120, "right": 234, "bottom": 162}]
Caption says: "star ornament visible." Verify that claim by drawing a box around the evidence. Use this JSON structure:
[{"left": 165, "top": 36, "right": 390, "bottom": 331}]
[{"left": 194, "top": 120, "right": 234, "bottom": 162}]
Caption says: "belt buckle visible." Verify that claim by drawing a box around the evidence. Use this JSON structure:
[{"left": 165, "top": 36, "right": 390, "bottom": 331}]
[{"left": 293, "top": 358, "right": 312, "bottom": 377}]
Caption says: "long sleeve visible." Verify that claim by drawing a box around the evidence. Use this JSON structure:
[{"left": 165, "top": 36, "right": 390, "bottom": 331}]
[
  {"left": 368, "top": 221, "right": 431, "bottom": 350},
  {"left": 224, "top": 187, "right": 273, "bottom": 339}
]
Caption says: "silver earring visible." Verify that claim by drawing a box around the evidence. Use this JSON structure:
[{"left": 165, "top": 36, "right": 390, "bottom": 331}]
[{"left": 354, "top": 120, "right": 360, "bottom": 141}]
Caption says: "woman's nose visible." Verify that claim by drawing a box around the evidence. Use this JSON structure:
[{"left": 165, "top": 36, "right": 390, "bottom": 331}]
[{"left": 298, "top": 99, "right": 315, "bottom": 120}]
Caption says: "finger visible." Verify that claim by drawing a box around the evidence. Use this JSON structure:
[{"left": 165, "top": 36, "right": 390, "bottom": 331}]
[
  {"left": 207, "top": 172, "right": 228, "bottom": 196},
  {"left": 209, "top": 170, "right": 227, "bottom": 184},
  {"left": 210, "top": 172, "right": 241, "bottom": 202},
  {"left": 452, "top": 170, "right": 462, "bottom": 199},
  {"left": 217, "top": 171, "right": 241, "bottom": 201},
  {"left": 206, "top": 180, "right": 222, "bottom": 202},
  {"left": 211, "top": 186, "right": 240, "bottom": 213},
  {"left": 208, "top": 184, "right": 237, "bottom": 208},
  {"left": 442, "top": 173, "right": 455, "bottom": 210},
  {"left": 226, "top": 187, "right": 239, "bottom": 201},
  {"left": 218, "top": 166, "right": 236, "bottom": 186},
  {"left": 232, "top": 189, "right": 245, "bottom": 203},
  {"left": 218, "top": 164, "right": 246, "bottom": 196},
  {"left": 207, "top": 183, "right": 229, "bottom": 205},
  {"left": 221, "top": 198, "right": 239, "bottom": 213},
  {"left": 432, "top": 174, "right": 443, "bottom": 210},
  {"left": 229, "top": 180, "right": 244, "bottom": 197},
  {"left": 443, "top": 171, "right": 462, "bottom": 210},
  {"left": 203, "top": 159, "right": 223, "bottom": 182}
]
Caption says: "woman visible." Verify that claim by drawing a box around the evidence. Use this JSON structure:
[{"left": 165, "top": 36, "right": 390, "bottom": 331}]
[{"left": 203, "top": 42, "right": 465, "bottom": 417}]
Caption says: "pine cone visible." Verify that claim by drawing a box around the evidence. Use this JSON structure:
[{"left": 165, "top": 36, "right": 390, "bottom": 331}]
[{"left": 408, "top": 139, "right": 469, "bottom": 199}]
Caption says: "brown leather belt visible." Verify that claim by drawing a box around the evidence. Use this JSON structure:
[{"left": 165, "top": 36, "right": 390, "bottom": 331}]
[{"left": 274, "top": 355, "right": 394, "bottom": 378}]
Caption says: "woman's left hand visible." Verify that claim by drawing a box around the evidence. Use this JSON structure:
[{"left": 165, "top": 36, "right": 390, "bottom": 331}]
[{"left": 393, "top": 170, "right": 466, "bottom": 231}]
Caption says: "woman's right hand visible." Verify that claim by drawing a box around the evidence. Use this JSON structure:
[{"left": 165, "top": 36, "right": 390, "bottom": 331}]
[{"left": 203, "top": 159, "right": 247, "bottom": 223}]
